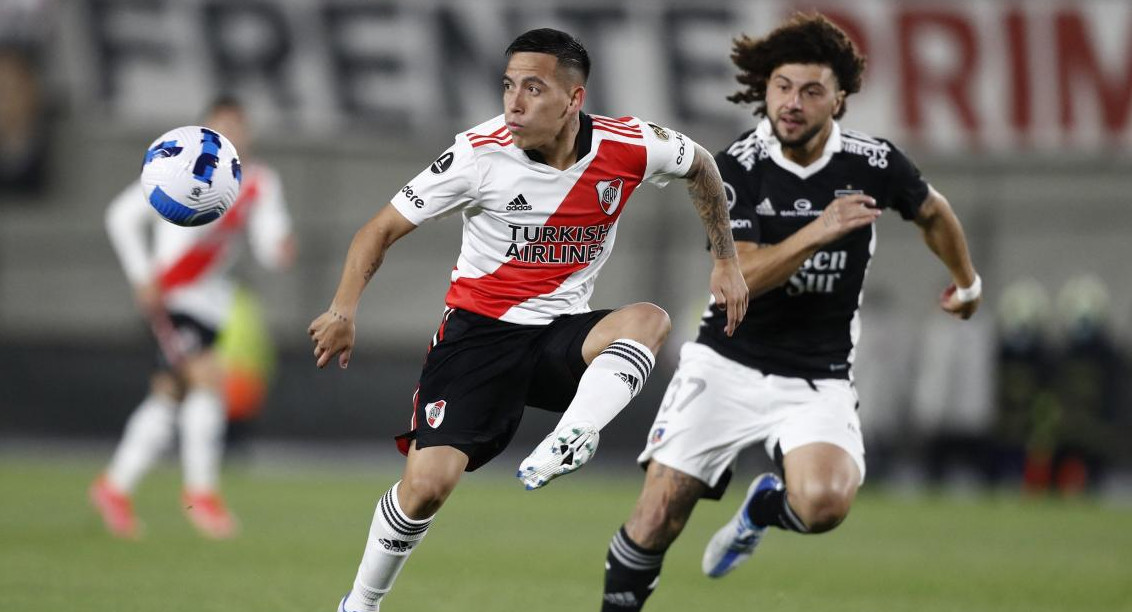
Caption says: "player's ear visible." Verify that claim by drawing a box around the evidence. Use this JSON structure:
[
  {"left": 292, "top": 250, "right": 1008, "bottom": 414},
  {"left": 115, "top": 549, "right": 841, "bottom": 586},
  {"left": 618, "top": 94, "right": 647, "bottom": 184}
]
[
  {"left": 833, "top": 91, "right": 845, "bottom": 116},
  {"left": 569, "top": 85, "right": 586, "bottom": 112}
]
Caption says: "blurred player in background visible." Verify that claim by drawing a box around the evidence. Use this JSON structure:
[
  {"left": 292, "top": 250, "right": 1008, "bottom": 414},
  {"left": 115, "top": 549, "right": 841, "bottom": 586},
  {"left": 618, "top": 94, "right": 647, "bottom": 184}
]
[
  {"left": 598, "top": 14, "right": 981, "bottom": 610},
  {"left": 308, "top": 28, "right": 746, "bottom": 612},
  {"left": 91, "top": 95, "right": 295, "bottom": 539}
]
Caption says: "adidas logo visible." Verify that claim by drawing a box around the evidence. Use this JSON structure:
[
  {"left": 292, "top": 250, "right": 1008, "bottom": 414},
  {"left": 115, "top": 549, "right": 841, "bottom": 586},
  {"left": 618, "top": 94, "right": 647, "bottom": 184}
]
[
  {"left": 603, "top": 592, "right": 640, "bottom": 607},
  {"left": 505, "top": 193, "right": 533, "bottom": 211},
  {"left": 614, "top": 372, "right": 641, "bottom": 394},
  {"left": 755, "top": 198, "right": 776, "bottom": 216},
  {"left": 378, "top": 538, "right": 413, "bottom": 553}
]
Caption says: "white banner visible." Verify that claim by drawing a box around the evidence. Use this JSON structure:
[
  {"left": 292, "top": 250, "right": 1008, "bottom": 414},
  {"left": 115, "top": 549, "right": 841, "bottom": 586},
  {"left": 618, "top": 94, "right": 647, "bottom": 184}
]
[{"left": 55, "top": 0, "right": 1132, "bottom": 154}]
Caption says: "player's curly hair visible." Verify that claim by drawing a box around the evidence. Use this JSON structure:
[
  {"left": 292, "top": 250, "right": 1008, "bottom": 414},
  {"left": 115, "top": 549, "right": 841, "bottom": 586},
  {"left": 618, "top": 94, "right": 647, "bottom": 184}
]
[{"left": 728, "top": 13, "right": 866, "bottom": 119}]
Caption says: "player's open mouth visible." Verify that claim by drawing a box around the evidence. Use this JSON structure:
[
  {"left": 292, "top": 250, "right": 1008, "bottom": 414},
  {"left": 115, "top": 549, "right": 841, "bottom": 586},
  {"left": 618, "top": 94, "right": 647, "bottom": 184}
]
[{"left": 778, "top": 116, "right": 804, "bottom": 129}]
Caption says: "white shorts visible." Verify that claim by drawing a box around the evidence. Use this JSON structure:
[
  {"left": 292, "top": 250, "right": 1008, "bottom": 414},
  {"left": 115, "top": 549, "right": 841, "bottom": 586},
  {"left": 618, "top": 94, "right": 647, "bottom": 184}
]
[{"left": 638, "top": 342, "right": 866, "bottom": 492}]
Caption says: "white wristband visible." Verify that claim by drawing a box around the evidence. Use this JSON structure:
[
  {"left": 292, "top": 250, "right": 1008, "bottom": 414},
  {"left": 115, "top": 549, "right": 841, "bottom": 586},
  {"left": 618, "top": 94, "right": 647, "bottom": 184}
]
[{"left": 955, "top": 274, "right": 982, "bottom": 303}]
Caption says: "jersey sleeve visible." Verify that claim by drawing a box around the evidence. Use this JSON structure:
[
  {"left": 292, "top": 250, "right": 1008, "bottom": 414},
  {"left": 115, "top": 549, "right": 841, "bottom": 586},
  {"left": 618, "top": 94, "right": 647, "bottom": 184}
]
[
  {"left": 639, "top": 119, "right": 695, "bottom": 188},
  {"left": 246, "top": 165, "right": 294, "bottom": 270},
  {"left": 882, "top": 140, "right": 930, "bottom": 221},
  {"left": 717, "top": 150, "right": 761, "bottom": 244},
  {"left": 390, "top": 136, "right": 479, "bottom": 225},
  {"left": 104, "top": 180, "right": 156, "bottom": 286}
]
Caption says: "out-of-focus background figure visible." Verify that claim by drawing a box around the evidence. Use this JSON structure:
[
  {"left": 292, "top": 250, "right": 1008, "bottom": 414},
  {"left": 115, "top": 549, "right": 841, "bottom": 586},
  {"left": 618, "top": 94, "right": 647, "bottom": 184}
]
[{"left": 91, "top": 96, "right": 295, "bottom": 539}]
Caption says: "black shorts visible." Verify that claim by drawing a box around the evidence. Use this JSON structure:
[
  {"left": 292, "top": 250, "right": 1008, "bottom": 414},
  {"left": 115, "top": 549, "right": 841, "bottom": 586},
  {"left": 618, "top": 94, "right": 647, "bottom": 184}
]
[
  {"left": 395, "top": 307, "right": 612, "bottom": 471},
  {"left": 155, "top": 312, "right": 219, "bottom": 369}
]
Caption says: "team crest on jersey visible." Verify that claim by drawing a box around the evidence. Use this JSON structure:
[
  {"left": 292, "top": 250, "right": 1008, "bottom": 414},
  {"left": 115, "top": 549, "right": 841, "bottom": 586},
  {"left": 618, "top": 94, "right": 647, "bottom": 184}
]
[
  {"left": 425, "top": 400, "right": 446, "bottom": 428},
  {"left": 650, "top": 427, "right": 665, "bottom": 444},
  {"left": 596, "top": 178, "right": 625, "bottom": 215},
  {"left": 647, "top": 122, "right": 670, "bottom": 141}
]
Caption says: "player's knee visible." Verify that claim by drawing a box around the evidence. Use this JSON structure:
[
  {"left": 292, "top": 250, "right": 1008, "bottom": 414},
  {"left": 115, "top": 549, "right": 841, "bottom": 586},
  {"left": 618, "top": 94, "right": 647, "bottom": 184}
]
[
  {"left": 790, "top": 484, "right": 853, "bottom": 533},
  {"left": 150, "top": 372, "right": 184, "bottom": 401},
  {"left": 626, "top": 302, "right": 671, "bottom": 346}
]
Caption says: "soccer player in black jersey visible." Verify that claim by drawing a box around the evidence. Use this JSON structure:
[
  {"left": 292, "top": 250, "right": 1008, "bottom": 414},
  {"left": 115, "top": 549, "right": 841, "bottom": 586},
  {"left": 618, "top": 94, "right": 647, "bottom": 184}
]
[{"left": 598, "top": 13, "right": 982, "bottom": 610}]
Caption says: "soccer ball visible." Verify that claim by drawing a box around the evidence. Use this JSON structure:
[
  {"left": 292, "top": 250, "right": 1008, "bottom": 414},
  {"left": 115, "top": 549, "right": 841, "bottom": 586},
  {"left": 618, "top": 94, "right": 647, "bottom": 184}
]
[{"left": 140, "top": 125, "right": 242, "bottom": 227}]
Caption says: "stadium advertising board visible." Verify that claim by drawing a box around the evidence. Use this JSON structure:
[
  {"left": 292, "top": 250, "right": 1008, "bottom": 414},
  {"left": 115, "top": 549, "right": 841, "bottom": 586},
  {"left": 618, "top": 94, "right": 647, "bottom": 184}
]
[{"left": 62, "top": 0, "right": 1132, "bottom": 154}]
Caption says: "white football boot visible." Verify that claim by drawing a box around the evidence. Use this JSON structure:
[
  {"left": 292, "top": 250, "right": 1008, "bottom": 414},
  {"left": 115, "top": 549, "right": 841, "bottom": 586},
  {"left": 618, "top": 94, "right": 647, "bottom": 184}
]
[
  {"left": 702, "top": 472, "right": 784, "bottom": 578},
  {"left": 338, "top": 591, "right": 377, "bottom": 612},
  {"left": 516, "top": 423, "right": 599, "bottom": 490}
]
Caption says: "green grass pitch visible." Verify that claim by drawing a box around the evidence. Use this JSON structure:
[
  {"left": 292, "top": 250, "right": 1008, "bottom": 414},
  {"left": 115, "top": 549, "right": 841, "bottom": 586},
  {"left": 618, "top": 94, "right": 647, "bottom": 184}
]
[{"left": 1, "top": 457, "right": 1130, "bottom": 612}]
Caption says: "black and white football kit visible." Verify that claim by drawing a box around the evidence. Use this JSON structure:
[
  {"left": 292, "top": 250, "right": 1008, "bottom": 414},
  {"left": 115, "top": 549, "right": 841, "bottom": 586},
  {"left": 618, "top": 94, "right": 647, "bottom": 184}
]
[{"left": 639, "top": 119, "right": 930, "bottom": 495}]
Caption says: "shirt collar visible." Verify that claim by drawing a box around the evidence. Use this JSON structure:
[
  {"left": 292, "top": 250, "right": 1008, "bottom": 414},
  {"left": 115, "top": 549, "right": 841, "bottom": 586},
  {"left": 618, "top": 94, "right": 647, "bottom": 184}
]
[{"left": 523, "top": 112, "right": 592, "bottom": 166}]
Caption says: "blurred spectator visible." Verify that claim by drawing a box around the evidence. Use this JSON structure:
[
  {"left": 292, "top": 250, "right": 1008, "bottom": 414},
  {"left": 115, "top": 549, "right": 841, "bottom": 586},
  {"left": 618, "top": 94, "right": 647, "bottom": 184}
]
[
  {"left": 0, "top": 0, "right": 54, "bottom": 194},
  {"left": 1038, "top": 275, "right": 1124, "bottom": 496},
  {"left": 995, "top": 278, "right": 1056, "bottom": 490}
]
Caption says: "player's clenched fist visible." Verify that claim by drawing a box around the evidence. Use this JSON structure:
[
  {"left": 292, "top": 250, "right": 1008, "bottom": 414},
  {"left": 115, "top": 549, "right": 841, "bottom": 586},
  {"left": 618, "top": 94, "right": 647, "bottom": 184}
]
[
  {"left": 308, "top": 309, "right": 355, "bottom": 369},
  {"left": 817, "top": 194, "right": 882, "bottom": 241}
]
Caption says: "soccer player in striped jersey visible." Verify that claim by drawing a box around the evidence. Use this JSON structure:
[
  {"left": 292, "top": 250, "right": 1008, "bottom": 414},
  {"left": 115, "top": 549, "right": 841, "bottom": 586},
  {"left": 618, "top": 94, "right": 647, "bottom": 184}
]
[
  {"left": 598, "top": 14, "right": 982, "bottom": 610},
  {"left": 92, "top": 96, "right": 295, "bottom": 539},
  {"left": 308, "top": 28, "right": 747, "bottom": 612}
]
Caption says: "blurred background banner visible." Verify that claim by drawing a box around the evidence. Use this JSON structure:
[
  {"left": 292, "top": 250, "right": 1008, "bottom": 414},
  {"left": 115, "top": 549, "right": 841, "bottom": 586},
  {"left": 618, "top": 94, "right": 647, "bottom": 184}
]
[
  {"left": 1, "top": 0, "right": 1130, "bottom": 494},
  {"left": 53, "top": 0, "right": 1132, "bottom": 154}
]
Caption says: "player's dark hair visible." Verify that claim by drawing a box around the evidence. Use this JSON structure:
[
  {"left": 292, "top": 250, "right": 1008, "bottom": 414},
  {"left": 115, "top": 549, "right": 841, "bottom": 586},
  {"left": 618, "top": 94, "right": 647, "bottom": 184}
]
[
  {"left": 729, "top": 13, "right": 865, "bottom": 119},
  {"left": 506, "top": 28, "right": 590, "bottom": 84},
  {"left": 204, "top": 93, "right": 244, "bottom": 117}
]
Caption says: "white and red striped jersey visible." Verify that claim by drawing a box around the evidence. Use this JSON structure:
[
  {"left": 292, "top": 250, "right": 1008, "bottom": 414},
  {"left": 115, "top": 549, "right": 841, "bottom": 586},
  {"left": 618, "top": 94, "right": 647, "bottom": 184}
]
[
  {"left": 390, "top": 113, "right": 694, "bottom": 325},
  {"left": 105, "top": 162, "right": 293, "bottom": 327}
]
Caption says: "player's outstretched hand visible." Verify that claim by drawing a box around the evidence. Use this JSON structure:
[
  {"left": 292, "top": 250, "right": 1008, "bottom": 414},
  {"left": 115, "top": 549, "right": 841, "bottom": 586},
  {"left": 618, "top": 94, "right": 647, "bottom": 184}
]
[
  {"left": 817, "top": 194, "right": 882, "bottom": 242},
  {"left": 711, "top": 256, "right": 749, "bottom": 336},
  {"left": 308, "top": 309, "right": 355, "bottom": 369},
  {"left": 939, "top": 284, "right": 980, "bottom": 320}
]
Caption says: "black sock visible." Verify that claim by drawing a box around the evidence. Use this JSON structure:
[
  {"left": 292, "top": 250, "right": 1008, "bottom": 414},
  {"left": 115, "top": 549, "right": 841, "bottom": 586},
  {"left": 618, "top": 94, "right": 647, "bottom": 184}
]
[
  {"left": 601, "top": 526, "right": 665, "bottom": 611},
  {"left": 747, "top": 488, "right": 809, "bottom": 533}
]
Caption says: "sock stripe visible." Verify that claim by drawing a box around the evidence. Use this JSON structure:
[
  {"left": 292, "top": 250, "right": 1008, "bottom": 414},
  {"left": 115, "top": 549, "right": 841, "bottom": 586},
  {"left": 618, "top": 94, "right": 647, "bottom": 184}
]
[
  {"left": 379, "top": 489, "right": 430, "bottom": 537},
  {"left": 607, "top": 341, "right": 654, "bottom": 375},
  {"left": 782, "top": 497, "right": 809, "bottom": 533},
  {"left": 609, "top": 529, "right": 664, "bottom": 571},
  {"left": 602, "top": 342, "right": 654, "bottom": 381}
]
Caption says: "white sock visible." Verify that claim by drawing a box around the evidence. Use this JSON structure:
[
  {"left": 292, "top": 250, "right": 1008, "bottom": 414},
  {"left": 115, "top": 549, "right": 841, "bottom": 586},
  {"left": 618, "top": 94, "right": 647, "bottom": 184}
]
[
  {"left": 179, "top": 388, "right": 226, "bottom": 494},
  {"left": 345, "top": 482, "right": 433, "bottom": 612},
  {"left": 554, "top": 339, "right": 655, "bottom": 431},
  {"left": 106, "top": 394, "right": 177, "bottom": 493}
]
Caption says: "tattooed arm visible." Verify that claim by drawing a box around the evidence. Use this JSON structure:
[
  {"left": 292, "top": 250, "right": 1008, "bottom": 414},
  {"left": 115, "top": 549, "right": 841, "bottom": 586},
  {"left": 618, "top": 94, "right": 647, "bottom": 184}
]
[
  {"left": 309, "top": 204, "right": 417, "bottom": 369},
  {"left": 683, "top": 144, "right": 748, "bottom": 335}
]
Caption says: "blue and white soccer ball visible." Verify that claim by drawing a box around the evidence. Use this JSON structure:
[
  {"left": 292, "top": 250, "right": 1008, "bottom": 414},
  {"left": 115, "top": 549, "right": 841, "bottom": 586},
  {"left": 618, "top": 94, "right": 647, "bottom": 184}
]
[{"left": 140, "top": 125, "right": 242, "bottom": 227}]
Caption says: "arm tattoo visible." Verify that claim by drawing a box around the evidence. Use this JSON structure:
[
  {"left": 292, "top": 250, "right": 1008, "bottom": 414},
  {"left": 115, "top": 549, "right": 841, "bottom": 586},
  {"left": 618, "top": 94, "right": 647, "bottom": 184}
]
[
  {"left": 686, "top": 148, "right": 736, "bottom": 259},
  {"left": 363, "top": 260, "right": 379, "bottom": 282}
]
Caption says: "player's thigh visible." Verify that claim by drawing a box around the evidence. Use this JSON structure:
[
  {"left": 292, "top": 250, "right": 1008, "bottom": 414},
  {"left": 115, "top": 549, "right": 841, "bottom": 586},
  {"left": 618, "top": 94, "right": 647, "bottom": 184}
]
[
  {"left": 408, "top": 309, "right": 537, "bottom": 470},
  {"left": 638, "top": 342, "right": 777, "bottom": 494},
  {"left": 579, "top": 302, "right": 670, "bottom": 360},
  {"left": 769, "top": 378, "right": 866, "bottom": 485}
]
